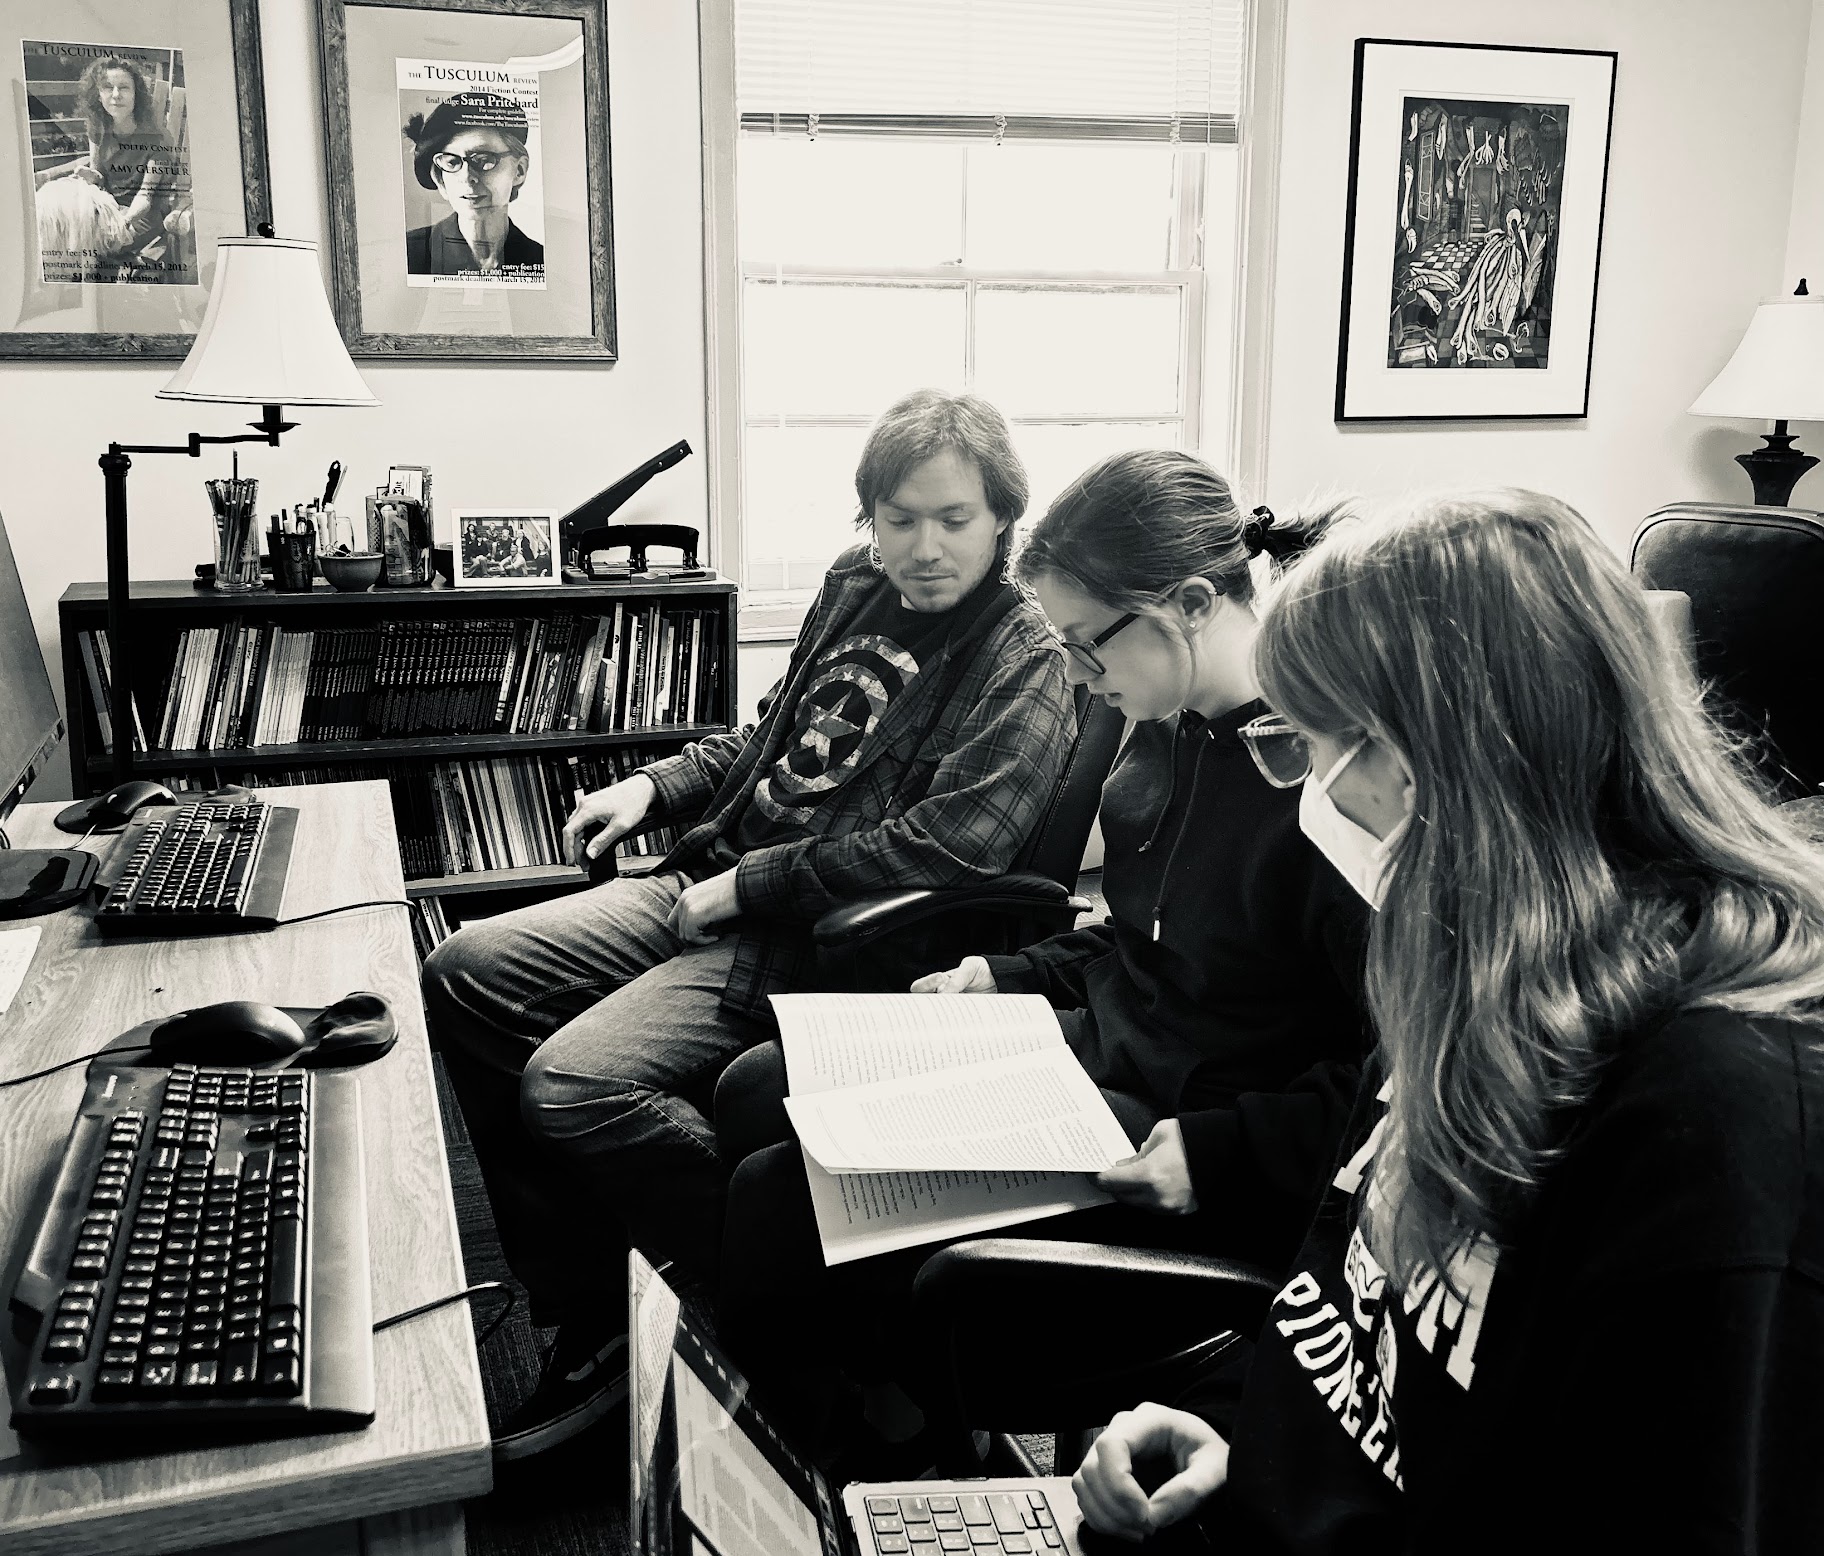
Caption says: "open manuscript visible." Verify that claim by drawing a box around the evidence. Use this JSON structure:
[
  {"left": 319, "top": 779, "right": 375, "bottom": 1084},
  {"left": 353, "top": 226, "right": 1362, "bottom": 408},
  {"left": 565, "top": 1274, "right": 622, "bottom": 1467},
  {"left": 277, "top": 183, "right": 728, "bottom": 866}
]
[{"left": 770, "top": 993, "right": 1137, "bottom": 1265}]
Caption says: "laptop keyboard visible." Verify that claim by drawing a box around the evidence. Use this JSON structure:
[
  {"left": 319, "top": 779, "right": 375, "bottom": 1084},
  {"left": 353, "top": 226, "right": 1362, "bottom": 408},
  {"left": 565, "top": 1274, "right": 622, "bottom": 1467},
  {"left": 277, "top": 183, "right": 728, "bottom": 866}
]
[{"left": 864, "top": 1490, "right": 1063, "bottom": 1553}]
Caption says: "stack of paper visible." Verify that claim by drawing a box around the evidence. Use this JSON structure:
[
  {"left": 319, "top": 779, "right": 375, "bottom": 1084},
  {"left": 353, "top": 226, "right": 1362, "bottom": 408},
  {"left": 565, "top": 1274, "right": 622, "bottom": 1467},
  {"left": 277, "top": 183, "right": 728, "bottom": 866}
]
[{"left": 770, "top": 993, "right": 1135, "bottom": 1264}]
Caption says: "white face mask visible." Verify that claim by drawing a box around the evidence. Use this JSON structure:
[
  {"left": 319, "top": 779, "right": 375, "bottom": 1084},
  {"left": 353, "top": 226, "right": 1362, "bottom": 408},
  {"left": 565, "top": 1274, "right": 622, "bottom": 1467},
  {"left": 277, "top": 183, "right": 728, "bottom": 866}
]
[{"left": 1298, "top": 739, "right": 1410, "bottom": 910}]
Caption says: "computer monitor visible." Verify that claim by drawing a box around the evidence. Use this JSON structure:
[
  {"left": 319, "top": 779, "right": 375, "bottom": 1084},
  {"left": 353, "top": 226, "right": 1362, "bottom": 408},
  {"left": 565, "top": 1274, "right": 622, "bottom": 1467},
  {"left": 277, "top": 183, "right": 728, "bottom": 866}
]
[{"left": 0, "top": 509, "right": 64, "bottom": 829}]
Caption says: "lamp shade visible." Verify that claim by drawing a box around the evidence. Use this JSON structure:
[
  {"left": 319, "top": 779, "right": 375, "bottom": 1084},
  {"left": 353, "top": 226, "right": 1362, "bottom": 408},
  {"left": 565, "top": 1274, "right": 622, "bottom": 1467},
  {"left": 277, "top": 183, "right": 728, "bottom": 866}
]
[
  {"left": 159, "top": 236, "right": 377, "bottom": 407},
  {"left": 1689, "top": 298, "right": 1824, "bottom": 422}
]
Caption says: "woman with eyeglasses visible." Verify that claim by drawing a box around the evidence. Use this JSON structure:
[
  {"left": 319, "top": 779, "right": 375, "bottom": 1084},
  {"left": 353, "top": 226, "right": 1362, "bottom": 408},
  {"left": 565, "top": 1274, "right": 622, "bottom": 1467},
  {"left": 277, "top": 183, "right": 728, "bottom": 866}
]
[
  {"left": 403, "top": 91, "right": 545, "bottom": 280},
  {"left": 1071, "top": 489, "right": 1824, "bottom": 1552},
  {"left": 713, "top": 449, "right": 1375, "bottom": 1460}
]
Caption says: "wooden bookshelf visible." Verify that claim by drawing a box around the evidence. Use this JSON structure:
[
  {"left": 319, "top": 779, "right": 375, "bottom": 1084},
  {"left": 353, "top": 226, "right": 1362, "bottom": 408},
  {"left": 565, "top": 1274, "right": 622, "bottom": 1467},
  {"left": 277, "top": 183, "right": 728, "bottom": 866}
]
[{"left": 59, "top": 575, "right": 739, "bottom": 900}]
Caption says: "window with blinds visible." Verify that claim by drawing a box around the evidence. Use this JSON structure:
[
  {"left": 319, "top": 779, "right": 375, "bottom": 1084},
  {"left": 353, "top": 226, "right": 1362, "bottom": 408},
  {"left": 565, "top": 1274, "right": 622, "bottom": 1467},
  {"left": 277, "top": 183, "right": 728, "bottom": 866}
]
[{"left": 724, "top": 0, "right": 1249, "bottom": 600}]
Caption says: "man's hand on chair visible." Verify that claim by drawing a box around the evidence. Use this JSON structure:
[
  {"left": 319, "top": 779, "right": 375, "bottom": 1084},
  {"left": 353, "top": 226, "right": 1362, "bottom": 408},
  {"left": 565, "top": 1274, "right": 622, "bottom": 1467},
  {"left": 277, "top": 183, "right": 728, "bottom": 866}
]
[
  {"left": 563, "top": 775, "right": 657, "bottom": 868},
  {"left": 909, "top": 956, "right": 997, "bottom": 994}
]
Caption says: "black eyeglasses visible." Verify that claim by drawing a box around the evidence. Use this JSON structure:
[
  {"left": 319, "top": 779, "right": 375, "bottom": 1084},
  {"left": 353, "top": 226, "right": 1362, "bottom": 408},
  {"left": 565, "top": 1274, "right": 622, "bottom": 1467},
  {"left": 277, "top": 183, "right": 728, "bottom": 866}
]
[
  {"left": 431, "top": 149, "right": 517, "bottom": 175},
  {"left": 1058, "top": 612, "right": 1139, "bottom": 677},
  {"left": 1236, "top": 713, "right": 1313, "bottom": 788}
]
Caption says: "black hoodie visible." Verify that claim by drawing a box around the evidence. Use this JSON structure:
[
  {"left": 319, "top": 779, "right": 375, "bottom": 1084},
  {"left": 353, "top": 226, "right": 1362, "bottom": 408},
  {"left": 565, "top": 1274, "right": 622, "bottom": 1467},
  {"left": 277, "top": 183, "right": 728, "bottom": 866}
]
[{"left": 984, "top": 699, "right": 1372, "bottom": 1265}]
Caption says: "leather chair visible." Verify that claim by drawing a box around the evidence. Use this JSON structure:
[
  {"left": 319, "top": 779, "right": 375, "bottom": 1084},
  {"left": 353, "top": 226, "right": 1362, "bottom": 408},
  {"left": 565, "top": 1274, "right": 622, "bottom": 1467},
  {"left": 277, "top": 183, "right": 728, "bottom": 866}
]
[
  {"left": 913, "top": 1238, "right": 1279, "bottom": 1475},
  {"left": 1632, "top": 503, "right": 1824, "bottom": 799},
  {"left": 810, "top": 685, "right": 1127, "bottom": 984}
]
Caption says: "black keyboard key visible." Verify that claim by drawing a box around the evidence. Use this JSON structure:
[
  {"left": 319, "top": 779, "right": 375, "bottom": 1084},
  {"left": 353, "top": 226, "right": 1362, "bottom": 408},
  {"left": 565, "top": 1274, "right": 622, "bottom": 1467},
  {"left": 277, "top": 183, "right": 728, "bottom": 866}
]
[
  {"left": 259, "top": 1353, "right": 303, "bottom": 1396},
  {"left": 28, "top": 1375, "right": 80, "bottom": 1406},
  {"left": 181, "top": 1360, "right": 220, "bottom": 1389},
  {"left": 94, "top": 1368, "right": 136, "bottom": 1397},
  {"left": 269, "top": 1218, "right": 304, "bottom": 1309},
  {"left": 138, "top": 1360, "right": 178, "bottom": 1389},
  {"left": 44, "top": 1333, "right": 88, "bottom": 1360},
  {"left": 224, "top": 1341, "right": 261, "bottom": 1388}
]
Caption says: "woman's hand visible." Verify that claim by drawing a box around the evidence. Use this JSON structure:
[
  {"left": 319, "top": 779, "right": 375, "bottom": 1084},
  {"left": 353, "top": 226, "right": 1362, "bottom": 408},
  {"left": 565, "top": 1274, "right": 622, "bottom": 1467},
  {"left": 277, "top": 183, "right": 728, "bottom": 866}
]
[
  {"left": 1073, "top": 1403, "right": 1229, "bottom": 1541},
  {"left": 1096, "top": 1119, "right": 1198, "bottom": 1214},
  {"left": 667, "top": 870, "right": 740, "bottom": 946},
  {"left": 909, "top": 956, "right": 996, "bottom": 994},
  {"left": 562, "top": 774, "right": 657, "bottom": 868}
]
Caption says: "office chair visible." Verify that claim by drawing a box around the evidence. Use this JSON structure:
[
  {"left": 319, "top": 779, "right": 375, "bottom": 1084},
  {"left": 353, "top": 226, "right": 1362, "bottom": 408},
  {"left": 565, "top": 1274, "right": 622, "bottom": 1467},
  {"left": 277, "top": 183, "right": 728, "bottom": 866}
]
[
  {"left": 1632, "top": 502, "right": 1824, "bottom": 798},
  {"left": 913, "top": 1238, "right": 1279, "bottom": 1476},
  {"left": 810, "top": 685, "right": 1127, "bottom": 986}
]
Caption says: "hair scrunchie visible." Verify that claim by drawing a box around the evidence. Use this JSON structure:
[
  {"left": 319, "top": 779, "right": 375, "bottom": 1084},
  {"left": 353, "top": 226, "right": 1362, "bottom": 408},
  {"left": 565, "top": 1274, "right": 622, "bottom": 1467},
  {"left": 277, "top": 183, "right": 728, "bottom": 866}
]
[{"left": 1241, "top": 505, "right": 1277, "bottom": 558}]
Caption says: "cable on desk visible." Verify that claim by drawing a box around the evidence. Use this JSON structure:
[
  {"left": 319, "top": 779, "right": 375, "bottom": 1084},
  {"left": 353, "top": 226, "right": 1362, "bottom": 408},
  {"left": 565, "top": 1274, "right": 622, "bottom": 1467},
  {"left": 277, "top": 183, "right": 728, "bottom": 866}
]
[
  {"left": 0, "top": 1043, "right": 155, "bottom": 1088},
  {"left": 279, "top": 899, "right": 412, "bottom": 927},
  {"left": 375, "top": 1279, "right": 518, "bottom": 1349}
]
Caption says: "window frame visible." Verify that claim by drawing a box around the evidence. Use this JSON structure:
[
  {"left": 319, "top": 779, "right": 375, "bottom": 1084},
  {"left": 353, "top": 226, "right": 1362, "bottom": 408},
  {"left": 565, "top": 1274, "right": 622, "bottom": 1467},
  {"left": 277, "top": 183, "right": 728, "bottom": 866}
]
[{"left": 699, "top": 0, "right": 1280, "bottom": 642}]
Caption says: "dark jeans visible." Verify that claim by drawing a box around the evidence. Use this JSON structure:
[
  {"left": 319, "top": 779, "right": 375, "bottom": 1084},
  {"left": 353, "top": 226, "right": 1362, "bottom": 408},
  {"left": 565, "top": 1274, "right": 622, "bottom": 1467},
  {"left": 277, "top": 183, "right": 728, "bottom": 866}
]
[
  {"left": 422, "top": 870, "right": 768, "bottom": 1326},
  {"left": 713, "top": 1038, "right": 1207, "bottom": 1450}
]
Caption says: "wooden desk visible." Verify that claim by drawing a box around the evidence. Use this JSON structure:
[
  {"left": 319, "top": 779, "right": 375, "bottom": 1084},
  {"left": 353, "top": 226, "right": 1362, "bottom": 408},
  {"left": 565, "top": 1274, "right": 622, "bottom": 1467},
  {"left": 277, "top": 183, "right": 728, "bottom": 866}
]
[{"left": 0, "top": 782, "right": 491, "bottom": 1555}]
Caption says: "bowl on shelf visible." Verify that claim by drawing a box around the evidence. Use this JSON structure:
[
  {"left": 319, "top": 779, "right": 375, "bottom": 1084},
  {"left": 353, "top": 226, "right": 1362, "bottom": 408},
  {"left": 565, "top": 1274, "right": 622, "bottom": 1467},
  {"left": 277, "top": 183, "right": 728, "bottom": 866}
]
[{"left": 320, "top": 551, "right": 384, "bottom": 592}]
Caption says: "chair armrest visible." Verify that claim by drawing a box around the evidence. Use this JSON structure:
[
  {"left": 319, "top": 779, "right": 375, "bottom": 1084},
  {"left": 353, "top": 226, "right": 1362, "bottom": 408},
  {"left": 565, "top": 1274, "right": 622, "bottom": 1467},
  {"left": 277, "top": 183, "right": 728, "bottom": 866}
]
[
  {"left": 910, "top": 1239, "right": 1279, "bottom": 1433},
  {"left": 813, "top": 873, "right": 1087, "bottom": 949}
]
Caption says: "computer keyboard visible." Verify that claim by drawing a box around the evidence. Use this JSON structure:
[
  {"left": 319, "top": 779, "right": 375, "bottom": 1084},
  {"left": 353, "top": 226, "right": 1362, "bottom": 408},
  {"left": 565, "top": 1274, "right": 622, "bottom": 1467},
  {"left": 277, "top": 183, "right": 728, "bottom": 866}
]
[
  {"left": 96, "top": 799, "right": 298, "bottom": 935},
  {"left": 7, "top": 1057, "right": 375, "bottom": 1438},
  {"left": 863, "top": 1490, "right": 1065, "bottom": 1554}
]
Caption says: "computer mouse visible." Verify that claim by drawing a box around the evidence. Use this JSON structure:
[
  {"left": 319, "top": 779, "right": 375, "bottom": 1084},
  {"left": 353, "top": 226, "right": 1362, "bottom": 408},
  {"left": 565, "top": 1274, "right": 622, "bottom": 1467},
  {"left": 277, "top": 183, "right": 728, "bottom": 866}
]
[
  {"left": 148, "top": 1000, "right": 310, "bottom": 1065},
  {"left": 88, "top": 780, "right": 179, "bottom": 829}
]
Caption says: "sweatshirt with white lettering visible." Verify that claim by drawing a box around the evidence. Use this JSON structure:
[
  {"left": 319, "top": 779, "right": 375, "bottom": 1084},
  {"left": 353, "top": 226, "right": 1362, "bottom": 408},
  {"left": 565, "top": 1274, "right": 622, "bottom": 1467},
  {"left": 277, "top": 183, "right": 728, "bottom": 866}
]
[{"left": 1180, "top": 1007, "right": 1824, "bottom": 1553}]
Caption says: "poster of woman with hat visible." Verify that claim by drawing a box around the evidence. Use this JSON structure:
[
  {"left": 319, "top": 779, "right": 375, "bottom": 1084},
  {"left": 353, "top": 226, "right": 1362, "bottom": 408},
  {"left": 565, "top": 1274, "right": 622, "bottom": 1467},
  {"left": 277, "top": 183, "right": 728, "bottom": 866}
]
[{"left": 398, "top": 61, "right": 545, "bottom": 287}]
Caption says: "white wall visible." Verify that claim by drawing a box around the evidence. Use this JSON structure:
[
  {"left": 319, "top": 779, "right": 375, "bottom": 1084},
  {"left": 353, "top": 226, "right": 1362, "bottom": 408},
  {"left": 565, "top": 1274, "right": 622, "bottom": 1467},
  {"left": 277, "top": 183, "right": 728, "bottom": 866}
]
[
  {"left": 1785, "top": 0, "right": 1824, "bottom": 287},
  {"left": 0, "top": 0, "right": 710, "bottom": 800},
  {"left": 1260, "top": 0, "right": 1815, "bottom": 549}
]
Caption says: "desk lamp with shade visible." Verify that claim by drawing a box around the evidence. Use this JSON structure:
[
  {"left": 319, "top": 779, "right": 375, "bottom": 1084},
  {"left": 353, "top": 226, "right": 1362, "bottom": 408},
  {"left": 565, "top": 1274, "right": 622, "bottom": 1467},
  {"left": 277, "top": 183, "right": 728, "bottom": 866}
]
[
  {"left": 1689, "top": 281, "right": 1824, "bottom": 508},
  {"left": 55, "top": 229, "right": 378, "bottom": 833}
]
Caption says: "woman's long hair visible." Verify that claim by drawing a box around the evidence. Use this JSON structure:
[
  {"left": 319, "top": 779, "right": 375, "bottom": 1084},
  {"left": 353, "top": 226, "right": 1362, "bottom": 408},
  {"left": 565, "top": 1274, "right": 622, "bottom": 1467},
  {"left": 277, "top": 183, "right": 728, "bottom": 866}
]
[
  {"left": 1255, "top": 489, "right": 1824, "bottom": 1288},
  {"left": 76, "top": 54, "right": 161, "bottom": 143},
  {"left": 1014, "top": 449, "right": 1343, "bottom": 620}
]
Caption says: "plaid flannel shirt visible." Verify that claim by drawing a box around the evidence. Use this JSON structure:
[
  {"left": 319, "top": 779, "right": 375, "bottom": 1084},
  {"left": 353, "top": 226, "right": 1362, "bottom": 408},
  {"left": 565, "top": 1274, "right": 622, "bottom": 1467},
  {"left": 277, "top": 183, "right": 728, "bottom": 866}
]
[{"left": 637, "top": 543, "right": 1075, "bottom": 1021}]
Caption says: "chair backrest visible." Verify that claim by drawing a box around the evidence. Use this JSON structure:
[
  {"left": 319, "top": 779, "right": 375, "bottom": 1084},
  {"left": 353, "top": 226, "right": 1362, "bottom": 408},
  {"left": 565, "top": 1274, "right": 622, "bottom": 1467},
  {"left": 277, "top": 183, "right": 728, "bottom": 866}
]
[
  {"left": 1016, "top": 686, "right": 1126, "bottom": 887},
  {"left": 1631, "top": 502, "right": 1824, "bottom": 798}
]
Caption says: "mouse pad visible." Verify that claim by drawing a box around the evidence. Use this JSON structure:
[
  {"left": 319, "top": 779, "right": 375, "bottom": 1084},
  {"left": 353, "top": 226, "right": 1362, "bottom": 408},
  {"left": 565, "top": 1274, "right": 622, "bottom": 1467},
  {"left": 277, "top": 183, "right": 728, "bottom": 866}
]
[{"left": 92, "top": 993, "right": 396, "bottom": 1070}]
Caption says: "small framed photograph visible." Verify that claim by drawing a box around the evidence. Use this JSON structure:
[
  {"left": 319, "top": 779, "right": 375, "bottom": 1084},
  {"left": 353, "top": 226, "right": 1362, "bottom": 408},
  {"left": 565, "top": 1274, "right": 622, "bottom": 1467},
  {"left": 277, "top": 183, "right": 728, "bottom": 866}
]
[
  {"left": 1335, "top": 38, "right": 1617, "bottom": 421},
  {"left": 316, "top": 0, "right": 615, "bottom": 361},
  {"left": 366, "top": 492, "right": 432, "bottom": 585},
  {"left": 0, "top": 0, "right": 274, "bottom": 359},
  {"left": 453, "top": 509, "right": 558, "bottom": 587}
]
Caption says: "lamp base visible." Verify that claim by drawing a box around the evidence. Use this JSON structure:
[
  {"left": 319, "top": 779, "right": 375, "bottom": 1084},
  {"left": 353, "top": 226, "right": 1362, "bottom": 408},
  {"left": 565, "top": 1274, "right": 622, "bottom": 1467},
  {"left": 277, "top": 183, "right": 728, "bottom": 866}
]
[{"left": 1736, "top": 431, "right": 1819, "bottom": 507}]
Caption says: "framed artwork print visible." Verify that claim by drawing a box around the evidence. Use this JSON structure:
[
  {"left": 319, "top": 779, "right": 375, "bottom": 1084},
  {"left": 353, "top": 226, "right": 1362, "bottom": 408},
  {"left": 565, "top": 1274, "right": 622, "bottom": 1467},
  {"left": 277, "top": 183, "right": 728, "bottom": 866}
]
[
  {"left": 453, "top": 508, "right": 558, "bottom": 585},
  {"left": 0, "top": 0, "right": 272, "bottom": 359},
  {"left": 1335, "top": 38, "right": 1616, "bottom": 421},
  {"left": 317, "top": 0, "right": 616, "bottom": 361}
]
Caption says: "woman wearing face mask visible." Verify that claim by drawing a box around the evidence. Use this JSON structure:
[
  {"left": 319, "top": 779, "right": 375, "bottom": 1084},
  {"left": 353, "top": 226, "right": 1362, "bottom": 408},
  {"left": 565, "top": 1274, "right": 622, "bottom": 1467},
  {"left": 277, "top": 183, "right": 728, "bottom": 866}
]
[
  {"left": 713, "top": 450, "right": 1374, "bottom": 1456},
  {"left": 1072, "top": 489, "right": 1824, "bottom": 1552}
]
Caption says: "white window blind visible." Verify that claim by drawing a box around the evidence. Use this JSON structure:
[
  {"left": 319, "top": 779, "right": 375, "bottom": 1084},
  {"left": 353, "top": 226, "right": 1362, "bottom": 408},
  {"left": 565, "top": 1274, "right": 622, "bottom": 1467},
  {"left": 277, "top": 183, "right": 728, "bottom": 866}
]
[{"left": 736, "top": 0, "right": 1246, "bottom": 143}]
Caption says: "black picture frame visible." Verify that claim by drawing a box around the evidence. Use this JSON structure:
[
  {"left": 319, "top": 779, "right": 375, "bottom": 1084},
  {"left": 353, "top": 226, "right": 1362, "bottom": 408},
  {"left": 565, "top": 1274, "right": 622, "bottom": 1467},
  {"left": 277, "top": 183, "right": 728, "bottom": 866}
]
[
  {"left": 0, "top": 0, "right": 272, "bottom": 360},
  {"left": 316, "top": 0, "right": 616, "bottom": 361},
  {"left": 1335, "top": 38, "right": 1617, "bottom": 422}
]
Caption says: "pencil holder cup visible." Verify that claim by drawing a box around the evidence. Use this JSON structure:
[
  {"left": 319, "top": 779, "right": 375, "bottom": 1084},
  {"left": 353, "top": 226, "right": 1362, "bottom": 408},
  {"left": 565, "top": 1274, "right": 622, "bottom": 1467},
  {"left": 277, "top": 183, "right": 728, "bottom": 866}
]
[
  {"left": 271, "top": 530, "right": 317, "bottom": 592},
  {"left": 207, "top": 478, "right": 261, "bottom": 593}
]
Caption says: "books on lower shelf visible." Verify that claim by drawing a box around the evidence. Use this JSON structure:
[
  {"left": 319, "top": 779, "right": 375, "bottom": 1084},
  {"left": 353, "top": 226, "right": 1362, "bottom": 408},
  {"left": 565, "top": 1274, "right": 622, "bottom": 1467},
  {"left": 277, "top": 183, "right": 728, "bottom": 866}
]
[
  {"left": 77, "top": 602, "right": 724, "bottom": 754},
  {"left": 167, "top": 745, "right": 683, "bottom": 881},
  {"left": 769, "top": 992, "right": 1136, "bottom": 1265},
  {"left": 73, "top": 626, "right": 148, "bottom": 757}
]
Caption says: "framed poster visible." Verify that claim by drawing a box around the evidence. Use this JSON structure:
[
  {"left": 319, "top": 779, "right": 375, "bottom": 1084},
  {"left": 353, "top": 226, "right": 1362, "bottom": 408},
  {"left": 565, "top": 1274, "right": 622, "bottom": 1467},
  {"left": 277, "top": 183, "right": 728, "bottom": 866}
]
[
  {"left": 1335, "top": 39, "right": 1616, "bottom": 421},
  {"left": 453, "top": 508, "right": 558, "bottom": 585},
  {"left": 317, "top": 0, "right": 615, "bottom": 361},
  {"left": 0, "top": 0, "right": 271, "bottom": 359}
]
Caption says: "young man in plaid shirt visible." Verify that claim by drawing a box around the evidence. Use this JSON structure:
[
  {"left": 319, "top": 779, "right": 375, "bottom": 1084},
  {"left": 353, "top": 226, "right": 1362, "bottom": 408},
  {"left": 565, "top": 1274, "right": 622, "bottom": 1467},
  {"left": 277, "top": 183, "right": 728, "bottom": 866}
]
[{"left": 424, "top": 389, "right": 1075, "bottom": 1457}]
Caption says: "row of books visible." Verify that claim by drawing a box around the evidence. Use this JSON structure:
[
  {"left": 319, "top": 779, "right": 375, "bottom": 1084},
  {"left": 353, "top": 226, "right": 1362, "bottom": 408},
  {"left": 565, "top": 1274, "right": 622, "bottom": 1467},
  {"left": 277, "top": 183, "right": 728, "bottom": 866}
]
[
  {"left": 79, "top": 604, "right": 725, "bottom": 755},
  {"left": 169, "top": 745, "right": 683, "bottom": 881}
]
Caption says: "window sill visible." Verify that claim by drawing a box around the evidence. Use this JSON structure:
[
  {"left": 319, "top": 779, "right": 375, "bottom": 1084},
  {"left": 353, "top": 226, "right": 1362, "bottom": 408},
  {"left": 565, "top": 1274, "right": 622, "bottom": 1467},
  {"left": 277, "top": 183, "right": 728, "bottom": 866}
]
[{"left": 738, "top": 593, "right": 816, "bottom": 643}]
